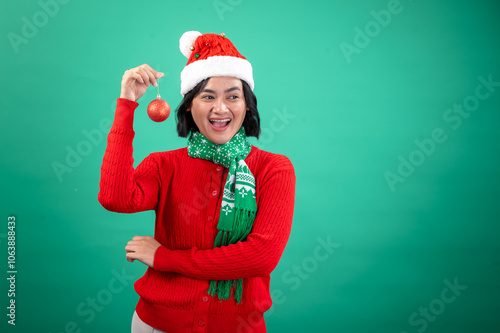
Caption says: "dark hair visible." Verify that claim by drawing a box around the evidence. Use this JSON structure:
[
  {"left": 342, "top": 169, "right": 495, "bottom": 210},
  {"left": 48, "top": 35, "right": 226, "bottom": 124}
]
[{"left": 176, "top": 78, "right": 261, "bottom": 139}]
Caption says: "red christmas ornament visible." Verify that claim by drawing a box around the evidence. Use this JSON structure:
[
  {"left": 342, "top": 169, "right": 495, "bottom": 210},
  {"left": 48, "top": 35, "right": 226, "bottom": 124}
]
[{"left": 147, "top": 93, "right": 170, "bottom": 122}]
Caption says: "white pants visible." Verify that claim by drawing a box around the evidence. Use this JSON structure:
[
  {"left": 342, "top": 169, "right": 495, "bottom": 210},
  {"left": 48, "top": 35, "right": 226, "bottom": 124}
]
[{"left": 131, "top": 310, "right": 167, "bottom": 333}]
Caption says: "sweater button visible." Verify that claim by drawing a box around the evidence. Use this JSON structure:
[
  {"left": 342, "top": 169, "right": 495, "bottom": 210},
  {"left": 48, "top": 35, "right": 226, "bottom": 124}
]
[
  {"left": 207, "top": 216, "right": 212, "bottom": 222},
  {"left": 216, "top": 166, "right": 223, "bottom": 172},
  {"left": 198, "top": 320, "right": 205, "bottom": 327},
  {"left": 202, "top": 295, "right": 209, "bottom": 303},
  {"left": 211, "top": 190, "right": 217, "bottom": 196}
]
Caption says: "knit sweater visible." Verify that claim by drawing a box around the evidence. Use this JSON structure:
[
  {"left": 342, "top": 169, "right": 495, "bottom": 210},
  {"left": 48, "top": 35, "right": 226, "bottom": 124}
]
[{"left": 98, "top": 98, "right": 296, "bottom": 333}]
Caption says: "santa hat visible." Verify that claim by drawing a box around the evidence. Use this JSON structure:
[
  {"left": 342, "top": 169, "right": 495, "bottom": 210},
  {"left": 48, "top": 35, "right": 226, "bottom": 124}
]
[{"left": 179, "top": 31, "right": 254, "bottom": 97}]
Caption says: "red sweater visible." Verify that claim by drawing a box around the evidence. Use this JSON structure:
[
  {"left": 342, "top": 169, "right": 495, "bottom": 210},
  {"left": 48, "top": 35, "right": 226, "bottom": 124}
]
[{"left": 98, "top": 98, "right": 296, "bottom": 333}]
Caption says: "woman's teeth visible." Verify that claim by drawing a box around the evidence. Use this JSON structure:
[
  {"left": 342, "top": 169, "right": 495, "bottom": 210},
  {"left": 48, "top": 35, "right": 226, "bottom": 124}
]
[
  {"left": 210, "top": 119, "right": 231, "bottom": 122},
  {"left": 210, "top": 119, "right": 231, "bottom": 128}
]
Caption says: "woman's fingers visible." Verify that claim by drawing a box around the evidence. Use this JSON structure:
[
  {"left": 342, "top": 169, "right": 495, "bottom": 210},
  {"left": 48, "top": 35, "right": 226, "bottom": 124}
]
[
  {"left": 125, "top": 243, "right": 135, "bottom": 251},
  {"left": 138, "top": 67, "right": 157, "bottom": 87},
  {"left": 124, "top": 238, "right": 145, "bottom": 255},
  {"left": 141, "top": 64, "right": 158, "bottom": 84},
  {"left": 124, "top": 235, "right": 158, "bottom": 268},
  {"left": 120, "top": 64, "right": 165, "bottom": 102},
  {"left": 125, "top": 241, "right": 138, "bottom": 263},
  {"left": 126, "top": 252, "right": 136, "bottom": 262},
  {"left": 137, "top": 64, "right": 163, "bottom": 87},
  {"left": 142, "top": 64, "right": 164, "bottom": 81},
  {"left": 129, "top": 72, "right": 145, "bottom": 84}
]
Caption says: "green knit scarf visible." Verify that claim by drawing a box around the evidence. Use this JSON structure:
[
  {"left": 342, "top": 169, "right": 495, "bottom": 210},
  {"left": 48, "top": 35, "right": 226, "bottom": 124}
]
[{"left": 187, "top": 126, "right": 257, "bottom": 304}]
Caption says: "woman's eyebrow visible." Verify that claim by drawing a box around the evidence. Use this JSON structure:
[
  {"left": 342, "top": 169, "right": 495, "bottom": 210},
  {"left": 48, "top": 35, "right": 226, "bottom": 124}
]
[
  {"left": 200, "top": 89, "right": 216, "bottom": 94},
  {"left": 201, "top": 87, "right": 241, "bottom": 94},
  {"left": 225, "top": 87, "right": 241, "bottom": 93}
]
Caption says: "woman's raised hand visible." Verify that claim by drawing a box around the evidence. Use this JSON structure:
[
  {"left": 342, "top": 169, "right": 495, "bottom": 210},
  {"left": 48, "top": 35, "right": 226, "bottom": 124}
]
[{"left": 120, "top": 64, "right": 165, "bottom": 102}]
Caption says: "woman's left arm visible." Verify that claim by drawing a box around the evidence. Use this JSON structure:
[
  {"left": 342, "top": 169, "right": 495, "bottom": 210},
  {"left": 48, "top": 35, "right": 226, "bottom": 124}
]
[{"left": 154, "top": 155, "right": 296, "bottom": 280}]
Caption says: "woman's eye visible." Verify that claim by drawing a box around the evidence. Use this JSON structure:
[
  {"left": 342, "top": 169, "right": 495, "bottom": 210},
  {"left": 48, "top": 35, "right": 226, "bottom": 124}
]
[
  {"left": 202, "top": 95, "right": 214, "bottom": 100},
  {"left": 229, "top": 95, "right": 239, "bottom": 99}
]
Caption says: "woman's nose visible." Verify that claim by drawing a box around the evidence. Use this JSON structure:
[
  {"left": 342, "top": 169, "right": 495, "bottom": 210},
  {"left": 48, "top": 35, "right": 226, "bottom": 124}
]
[{"left": 213, "top": 98, "right": 228, "bottom": 112}]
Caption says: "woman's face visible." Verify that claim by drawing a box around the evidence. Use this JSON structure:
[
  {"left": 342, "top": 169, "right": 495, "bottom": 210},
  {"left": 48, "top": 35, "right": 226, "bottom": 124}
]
[{"left": 188, "top": 76, "right": 247, "bottom": 145}]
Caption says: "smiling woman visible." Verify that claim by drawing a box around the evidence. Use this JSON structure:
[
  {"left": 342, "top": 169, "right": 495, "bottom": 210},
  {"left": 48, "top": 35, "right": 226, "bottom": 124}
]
[
  {"left": 189, "top": 77, "right": 246, "bottom": 142},
  {"left": 176, "top": 76, "right": 260, "bottom": 145},
  {"left": 98, "top": 31, "right": 296, "bottom": 333}
]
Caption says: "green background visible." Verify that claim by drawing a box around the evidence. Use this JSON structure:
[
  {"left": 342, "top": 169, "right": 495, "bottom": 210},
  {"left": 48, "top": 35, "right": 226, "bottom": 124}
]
[{"left": 1, "top": 0, "right": 499, "bottom": 332}]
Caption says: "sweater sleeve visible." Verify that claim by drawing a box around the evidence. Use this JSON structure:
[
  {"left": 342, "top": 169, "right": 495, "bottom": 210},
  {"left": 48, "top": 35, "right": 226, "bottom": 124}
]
[
  {"left": 97, "top": 98, "right": 160, "bottom": 213},
  {"left": 153, "top": 155, "right": 296, "bottom": 280}
]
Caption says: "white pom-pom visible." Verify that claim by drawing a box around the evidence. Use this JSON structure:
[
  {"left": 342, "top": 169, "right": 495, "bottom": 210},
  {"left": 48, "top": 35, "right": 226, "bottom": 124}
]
[{"left": 179, "top": 31, "right": 202, "bottom": 58}]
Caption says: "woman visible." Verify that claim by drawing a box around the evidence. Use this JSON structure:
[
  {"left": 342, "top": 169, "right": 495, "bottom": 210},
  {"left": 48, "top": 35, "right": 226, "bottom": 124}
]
[{"left": 98, "top": 31, "right": 296, "bottom": 333}]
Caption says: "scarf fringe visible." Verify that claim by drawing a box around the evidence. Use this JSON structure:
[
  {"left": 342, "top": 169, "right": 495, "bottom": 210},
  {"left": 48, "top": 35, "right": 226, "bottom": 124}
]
[
  {"left": 208, "top": 279, "right": 244, "bottom": 305},
  {"left": 208, "top": 207, "right": 256, "bottom": 304}
]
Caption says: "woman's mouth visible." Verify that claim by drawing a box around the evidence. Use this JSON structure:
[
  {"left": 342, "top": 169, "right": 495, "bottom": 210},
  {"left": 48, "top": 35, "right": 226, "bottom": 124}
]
[{"left": 209, "top": 118, "right": 231, "bottom": 131}]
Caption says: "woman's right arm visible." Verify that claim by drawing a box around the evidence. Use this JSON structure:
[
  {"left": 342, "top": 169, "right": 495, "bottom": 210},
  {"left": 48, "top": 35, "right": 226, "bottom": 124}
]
[{"left": 97, "top": 64, "right": 165, "bottom": 213}]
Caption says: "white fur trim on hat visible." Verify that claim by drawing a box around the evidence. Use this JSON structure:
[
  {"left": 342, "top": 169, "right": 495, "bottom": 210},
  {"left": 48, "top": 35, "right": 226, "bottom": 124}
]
[
  {"left": 180, "top": 56, "right": 254, "bottom": 96},
  {"left": 179, "top": 31, "right": 202, "bottom": 58}
]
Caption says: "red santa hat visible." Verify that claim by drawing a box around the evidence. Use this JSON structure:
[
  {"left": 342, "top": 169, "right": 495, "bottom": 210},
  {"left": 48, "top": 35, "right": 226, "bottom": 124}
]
[{"left": 179, "top": 31, "right": 254, "bottom": 97}]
